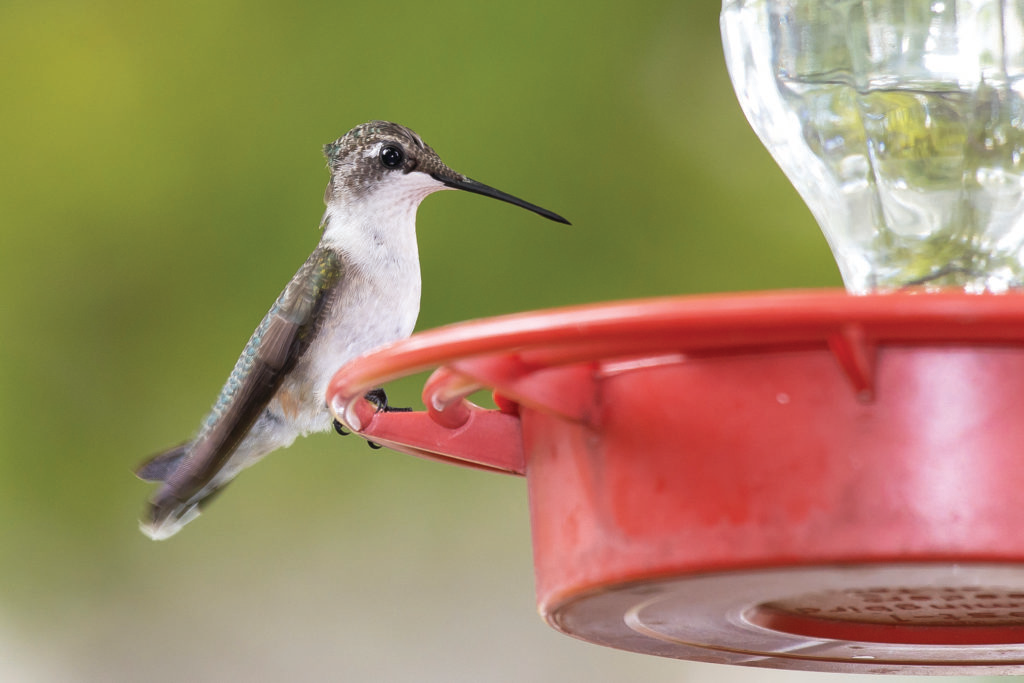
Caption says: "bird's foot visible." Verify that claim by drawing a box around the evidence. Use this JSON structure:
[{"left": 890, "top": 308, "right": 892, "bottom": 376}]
[
  {"left": 332, "top": 419, "right": 350, "bottom": 436},
  {"left": 364, "top": 388, "right": 411, "bottom": 449},
  {"left": 333, "top": 389, "right": 410, "bottom": 449},
  {"left": 364, "top": 388, "right": 412, "bottom": 413}
]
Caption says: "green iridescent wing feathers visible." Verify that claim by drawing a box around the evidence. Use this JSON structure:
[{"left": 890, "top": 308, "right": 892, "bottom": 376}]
[{"left": 136, "top": 248, "right": 344, "bottom": 503}]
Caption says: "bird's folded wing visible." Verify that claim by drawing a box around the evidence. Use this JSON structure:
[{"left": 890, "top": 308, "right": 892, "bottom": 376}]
[{"left": 147, "top": 249, "right": 344, "bottom": 504}]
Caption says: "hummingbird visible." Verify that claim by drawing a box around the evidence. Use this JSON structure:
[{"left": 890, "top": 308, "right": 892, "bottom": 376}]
[{"left": 135, "top": 120, "right": 569, "bottom": 540}]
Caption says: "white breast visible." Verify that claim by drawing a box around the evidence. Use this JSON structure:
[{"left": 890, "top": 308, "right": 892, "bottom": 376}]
[{"left": 275, "top": 173, "right": 444, "bottom": 434}]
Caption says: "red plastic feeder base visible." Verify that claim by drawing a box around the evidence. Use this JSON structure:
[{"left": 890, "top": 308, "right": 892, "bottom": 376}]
[{"left": 327, "top": 290, "right": 1024, "bottom": 674}]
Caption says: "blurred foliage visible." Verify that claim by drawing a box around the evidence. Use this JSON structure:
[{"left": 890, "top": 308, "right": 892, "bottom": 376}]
[{"left": 0, "top": 1, "right": 855, "bottom": 681}]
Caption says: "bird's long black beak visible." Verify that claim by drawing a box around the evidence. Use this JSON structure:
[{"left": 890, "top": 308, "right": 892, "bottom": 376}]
[{"left": 433, "top": 173, "right": 570, "bottom": 225}]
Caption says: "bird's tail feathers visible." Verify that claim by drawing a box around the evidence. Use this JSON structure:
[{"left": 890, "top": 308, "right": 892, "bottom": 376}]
[{"left": 135, "top": 443, "right": 189, "bottom": 482}]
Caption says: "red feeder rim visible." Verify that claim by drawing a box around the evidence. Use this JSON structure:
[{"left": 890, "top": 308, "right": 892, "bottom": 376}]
[{"left": 326, "top": 290, "right": 1024, "bottom": 674}]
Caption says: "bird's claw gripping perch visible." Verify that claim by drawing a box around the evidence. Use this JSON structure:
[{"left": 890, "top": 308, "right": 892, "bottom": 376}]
[
  {"left": 363, "top": 387, "right": 412, "bottom": 414},
  {"left": 334, "top": 388, "right": 411, "bottom": 449}
]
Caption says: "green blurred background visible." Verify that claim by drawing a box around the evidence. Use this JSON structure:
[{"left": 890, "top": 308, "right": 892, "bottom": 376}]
[{"left": 0, "top": 1, "right": 964, "bottom": 682}]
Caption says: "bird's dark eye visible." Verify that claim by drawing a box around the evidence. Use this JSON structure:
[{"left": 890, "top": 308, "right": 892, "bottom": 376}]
[{"left": 380, "top": 145, "right": 404, "bottom": 168}]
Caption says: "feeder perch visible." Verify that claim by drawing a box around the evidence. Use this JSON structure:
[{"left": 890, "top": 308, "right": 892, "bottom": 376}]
[{"left": 328, "top": 1, "right": 1024, "bottom": 675}]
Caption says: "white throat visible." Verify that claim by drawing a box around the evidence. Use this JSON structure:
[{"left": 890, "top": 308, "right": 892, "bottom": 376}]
[
  {"left": 321, "top": 172, "right": 447, "bottom": 273},
  {"left": 308, "top": 171, "right": 449, "bottom": 384}
]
